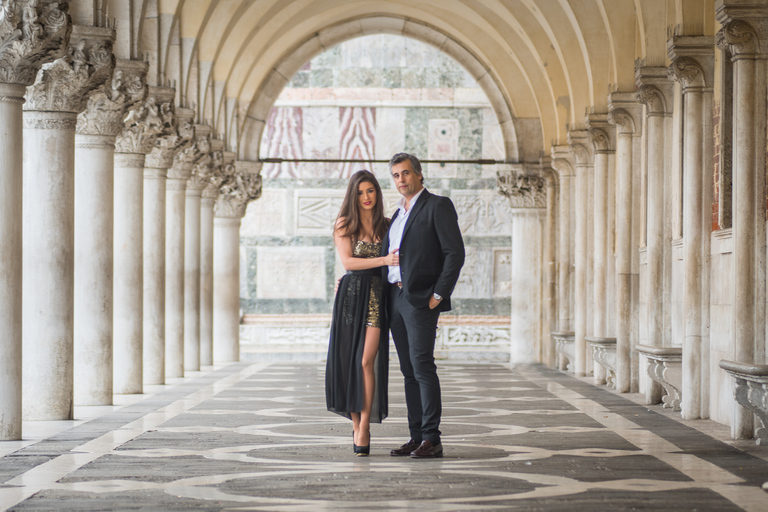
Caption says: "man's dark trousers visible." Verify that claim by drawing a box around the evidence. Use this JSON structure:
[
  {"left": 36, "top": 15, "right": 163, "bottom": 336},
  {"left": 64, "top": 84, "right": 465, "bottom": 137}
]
[{"left": 389, "top": 285, "right": 441, "bottom": 444}]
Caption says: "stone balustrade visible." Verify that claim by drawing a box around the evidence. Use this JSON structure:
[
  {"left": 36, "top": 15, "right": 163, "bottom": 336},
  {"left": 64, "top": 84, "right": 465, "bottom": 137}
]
[
  {"left": 719, "top": 360, "right": 768, "bottom": 445},
  {"left": 636, "top": 344, "right": 683, "bottom": 412},
  {"left": 586, "top": 337, "right": 617, "bottom": 387},
  {"left": 552, "top": 331, "right": 575, "bottom": 373}
]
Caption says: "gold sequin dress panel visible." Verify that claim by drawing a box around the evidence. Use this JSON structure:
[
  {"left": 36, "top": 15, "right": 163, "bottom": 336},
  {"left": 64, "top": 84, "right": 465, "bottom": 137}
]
[{"left": 354, "top": 240, "right": 383, "bottom": 328}]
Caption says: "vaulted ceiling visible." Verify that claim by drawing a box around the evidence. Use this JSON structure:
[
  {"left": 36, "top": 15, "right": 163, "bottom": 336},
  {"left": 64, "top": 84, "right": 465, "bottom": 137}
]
[{"left": 89, "top": 0, "right": 716, "bottom": 161}]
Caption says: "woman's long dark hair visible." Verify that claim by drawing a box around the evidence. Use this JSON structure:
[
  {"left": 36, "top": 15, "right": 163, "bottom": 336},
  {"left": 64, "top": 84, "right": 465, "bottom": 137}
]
[{"left": 336, "top": 170, "right": 389, "bottom": 242}]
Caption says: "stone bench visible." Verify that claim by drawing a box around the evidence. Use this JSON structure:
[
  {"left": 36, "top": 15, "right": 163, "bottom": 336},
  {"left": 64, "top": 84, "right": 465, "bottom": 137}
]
[
  {"left": 636, "top": 344, "right": 683, "bottom": 412},
  {"left": 586, "top": 337, "right": 616, "bottom": 387},
  {"left": 719, "top": 360, "right": 768, "bottom": 445},
  {"left": 552, "top": 331, "right": 575, "bottom": 373}
]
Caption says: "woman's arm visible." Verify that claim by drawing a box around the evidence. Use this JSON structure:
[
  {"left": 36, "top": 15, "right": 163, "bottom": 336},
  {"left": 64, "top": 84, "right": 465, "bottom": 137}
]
[{"left": 334, "top": 219, "right": 399, "bottom": 271}]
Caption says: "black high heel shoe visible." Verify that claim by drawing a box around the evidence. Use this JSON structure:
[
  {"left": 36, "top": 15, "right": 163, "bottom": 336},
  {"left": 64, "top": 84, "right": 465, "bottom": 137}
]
[{"left": 354, "top": 430, "right": 370, "bottom": 456}]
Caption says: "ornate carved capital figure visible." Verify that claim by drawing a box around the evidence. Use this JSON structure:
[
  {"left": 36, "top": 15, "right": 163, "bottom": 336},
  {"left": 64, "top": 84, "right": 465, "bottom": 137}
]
[
  {"left": 497, "top": 169, "right": 547, "bottom": 209},
  {"left": 24, "top": 24, "right": 114, "bottom": 113},
  {"left": 77, "top": 59, "right": 147, "bottom": 137},
  {"left": 0, "top": 0, "right": 71, "bottom": 86}
]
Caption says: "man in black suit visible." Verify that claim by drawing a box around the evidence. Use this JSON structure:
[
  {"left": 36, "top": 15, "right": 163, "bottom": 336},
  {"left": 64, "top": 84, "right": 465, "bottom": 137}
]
[{"left": 382, "top": 152, "right": 465, "bottom": 458}]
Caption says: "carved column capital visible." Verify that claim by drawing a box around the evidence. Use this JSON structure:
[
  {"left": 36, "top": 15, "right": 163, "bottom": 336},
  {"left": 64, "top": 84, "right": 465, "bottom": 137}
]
[
  {"left": 143, "top": 87, "right": 185, "bottom": 169},
  {"left": 497, "top": 167, "right": 547, "bottom": 208},
  {"left": 586, "top": 113, "right": 614, "bottom": 154},
  {"left": 202, "top": 158, "right": 233, "bottom": 200},
  {"left": 667, "top": 57, "right": 707, "bottom": 90},
  {"left": 607, "top": 108, "right": 636, "bottom": 134},
  {"left": 185, "top": 125, "right": 214, "bottom": 190},
  {"left": 635, "top": 85, "right": 666, "bottom": 115},
  {"left": 77, "top": 58, "right": 147, "bottom": 137},
  {"left": 115, "top": 83, "right": 168, "bottom": 155},
  {"left": 0, "top": 0, "right": 71, "bottom": 86},
  {"left": 214, "top": 162, "right": 263, "bottom": 218},
  {"left": 567, "top": 130, "right": 592, "bottom": 166},
  {"left": 24, "top": 24, "right": 114, "bottom": 113}
]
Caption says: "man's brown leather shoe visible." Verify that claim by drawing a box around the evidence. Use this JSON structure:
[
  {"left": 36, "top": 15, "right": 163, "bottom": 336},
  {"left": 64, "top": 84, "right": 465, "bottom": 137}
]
[
  {"left": 390, "top": 439, "right": 420, "bottom": 456},
  {"left": 410, "top": 440, "right": 443, "bottom": 458}
]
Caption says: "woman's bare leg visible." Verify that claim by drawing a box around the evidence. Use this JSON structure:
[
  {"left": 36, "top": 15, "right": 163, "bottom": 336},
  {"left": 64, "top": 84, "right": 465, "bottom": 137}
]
[
  {"left": 351, "top": 412, "right": 360, "bottom": 445},
  {"left": 357, "top": 326, "right": 380, "bottom": 446}
]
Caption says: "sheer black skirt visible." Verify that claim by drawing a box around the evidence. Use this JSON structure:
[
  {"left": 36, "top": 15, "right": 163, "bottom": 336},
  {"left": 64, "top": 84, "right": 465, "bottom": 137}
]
[{"left": 325, "top": 269, "right": 389, "bottom": 422}]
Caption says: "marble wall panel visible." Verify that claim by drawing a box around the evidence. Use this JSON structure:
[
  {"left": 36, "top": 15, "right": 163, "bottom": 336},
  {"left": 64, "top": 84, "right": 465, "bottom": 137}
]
[
  {"left": 428, "top": 119, "right": 459, "bottom": 178},
  {"left": 375, "top": 108, "right": 406, "bottom": 180},
  {"left": 261, "top": 107, "right": 303, "bottom": 178},
  {"left": 256, "top": 247, "right": 327, "bottom": 299},
  {"left": 482, "top": 107, "right": 505, "bottom": 165},
  {"left": 303, "top": 107, "right": 341, "bottom": 172},
  {"left": 452, "top": 190, "right": 515, "bottom": 236},
  {"left": 241, "top": 189, "right": 287, "bottom": 237},
  {"left": 295, "top": 189, "right": 345, "bottom": 235},
  {"left": 339, "top": 107, "right": 376, "bottom": 178}
]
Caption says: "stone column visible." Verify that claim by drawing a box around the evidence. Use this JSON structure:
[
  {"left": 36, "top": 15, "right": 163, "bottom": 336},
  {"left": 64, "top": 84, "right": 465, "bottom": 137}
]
[
  {"left": 551, "top": 147, "right": 574, "bottom": 337},
  {"left": 544, "top": 167, "right": 558, "bottom": 367},
  {"left": 165, "top": 109, "right": 195, "bottom": 379},
  {"left": 567, "top": 132, "right": 592, "bottom": 376},
  {"left": 716, "top": 10, "right": 768, "bottom": 438},
  {"left": 608, "top": 107, "right": 637, "bottom": 394},
  {"left": 200, "top": 149, "right": 230, "bottom": 366},
  {"left": 669, "top": 39, "right": 714, "bottom": 420},
  {"left": 587, "top": 116, "right": 614, "bottom": 340},
  {"left": 73, "top": 59, "right": 146, "bottom": 406},
  {"left": 22, "top": 25, "right": 114, "bottom": 420},
  {"left": 0, "top": 0, "right": 71, "bottom": 439},
  {"left": 142, "top": 86, "right": 182, "bottom": 386},
  {"left": 113, "top": 71, "right": 158, "bottom": 395},
  {"left": 636, "top": 69, "right": 674, "bottom": 405},
  {"left": 213, "top": 163, "right": 263, "bottom": 363},
  {"left": 183, "top": 126, "right": 213, "bottom": 372},
  {"left": 498, "top": 168, "right": 548, "bottom": 363}
]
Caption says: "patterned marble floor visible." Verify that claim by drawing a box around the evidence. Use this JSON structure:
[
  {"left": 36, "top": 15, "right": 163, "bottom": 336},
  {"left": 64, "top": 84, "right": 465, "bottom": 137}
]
[{"left": 1, "top": 362, "right": 767, "bottom": 511}]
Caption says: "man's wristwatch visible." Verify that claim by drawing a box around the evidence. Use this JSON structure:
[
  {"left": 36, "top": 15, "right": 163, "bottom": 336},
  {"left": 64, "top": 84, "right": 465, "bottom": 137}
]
[{"left": 432, "top": 293, "right": 443, "bottom": 302}]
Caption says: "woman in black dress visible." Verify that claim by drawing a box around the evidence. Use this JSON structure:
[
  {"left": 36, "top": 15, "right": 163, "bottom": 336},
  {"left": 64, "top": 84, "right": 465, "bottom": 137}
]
[{"left": 326, "top": 170, "right": 399, "bottom": 456}]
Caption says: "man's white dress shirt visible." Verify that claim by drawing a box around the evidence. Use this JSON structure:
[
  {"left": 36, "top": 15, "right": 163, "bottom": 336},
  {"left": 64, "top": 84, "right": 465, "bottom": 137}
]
[{"left": 387, "top": 187, "right": 425, "bottom": 284}]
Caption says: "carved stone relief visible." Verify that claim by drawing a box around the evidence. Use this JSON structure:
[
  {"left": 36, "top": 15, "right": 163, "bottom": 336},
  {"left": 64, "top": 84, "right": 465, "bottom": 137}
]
[
  {"left": 256, "top": 247, "right": 326, "bottom": 299},
  {"left": 295, "top": 190, "right": 344, "bottom": 235},
  {"left": 453, "top": 247, "right": 493, "bottom": 299},
  {"left": 493, "top": 249, "right": 512, "bottom": 297},
  {"left": 451, "top": 190, "right": 514, "bottom": 236},
  {"left": 441, "top": 326, "right": 510, "bottom": 347}
]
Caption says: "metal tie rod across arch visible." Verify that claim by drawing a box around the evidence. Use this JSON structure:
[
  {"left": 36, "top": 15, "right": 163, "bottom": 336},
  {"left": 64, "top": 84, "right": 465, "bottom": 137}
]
[{"left": 261, "top": 158, "right": 502, "bottom": 165}]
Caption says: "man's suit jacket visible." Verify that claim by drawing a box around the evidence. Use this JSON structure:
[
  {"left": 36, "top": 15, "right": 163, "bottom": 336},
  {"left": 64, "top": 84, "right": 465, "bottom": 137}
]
[{"left": 382, "top": 189, "right": 465, "bottom": 312}]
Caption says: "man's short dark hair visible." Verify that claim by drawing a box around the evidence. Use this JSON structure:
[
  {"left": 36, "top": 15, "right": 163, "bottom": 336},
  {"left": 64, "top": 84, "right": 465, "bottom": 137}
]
[{"left": 389, "top": 153, "right": 423, "bottom": 183}]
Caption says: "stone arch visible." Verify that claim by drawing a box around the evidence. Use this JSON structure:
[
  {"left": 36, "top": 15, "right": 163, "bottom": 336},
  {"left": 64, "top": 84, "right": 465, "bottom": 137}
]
[{"left": 238, "top": 16, "right": 532, "bottom": 164}]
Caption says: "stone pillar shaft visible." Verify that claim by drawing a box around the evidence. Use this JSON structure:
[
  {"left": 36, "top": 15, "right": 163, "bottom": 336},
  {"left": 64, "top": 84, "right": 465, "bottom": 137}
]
[
  {"left": 682, "top": 88, "right": 704, "bottom": 419},
  {"left": 185, "top": 189, "right": 202, "bottom": 371},
  {"left": 114, "top": 153, "right": 145, "bottom": 393},
  {"left": 558, "top": 175, "right": 572, "bottom": 332},
  {"left": 545, "top": 175, "right": 558, "bottom": 367},
  {"left": 213, "top": 217, "right": 242, "bottom": 362},
  {"left": 511, "top": 211, "right": 545, "bottom": 363},
  {"left": 22, "top": 111, "right": 77, "bottom": 420},
  {"left": 574, "top": 162, "right": 588, "bottom": 376},
  {"left": 144, "top": 166, "right": 166, "bottom": 385},
  {"left": 166, "top": 179, "right": 187, "bottom": 378},
  {"left": 615, "top": 129, "right": 633, "bottom": 393},
  {"left": 73, "top": 134, "right": 115, "bottom": 405},
  {"left": 0, "top": 84, "right": 26, "bottom": 439},
  {"left": 593, "top": 150, "right": 608, "bottom": 336},
  {"left": 200, "top": 197, "right": 215, "bottom": 366}
]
